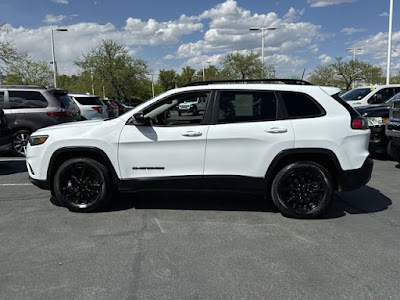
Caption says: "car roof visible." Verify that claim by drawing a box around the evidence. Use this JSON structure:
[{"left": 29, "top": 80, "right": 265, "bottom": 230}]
[{"left": 69, "top": 93, "right": 99, "bottom": 97}]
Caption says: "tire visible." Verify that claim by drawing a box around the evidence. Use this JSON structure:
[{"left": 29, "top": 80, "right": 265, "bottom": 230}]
[
  {"left": 53, "top": 158, "right": 112, "bottom": 212},
  {"left": 271, "top": 161, "right": 333, "bottom": 219},
  {"left": 192, "top": 106, "right": 198, "bottom": 115},
  {"left": 12, "top": 130, "right": 31, "bottom": 157},
  {"left": 388, "top": 140, "right": 400, "bottom": 162},
  {"left": 178, "top": 111, "right": 182, "bottom": 116}
]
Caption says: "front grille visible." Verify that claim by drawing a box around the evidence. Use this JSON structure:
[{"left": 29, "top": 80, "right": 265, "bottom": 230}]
[
  {"left": 393, "top": 110, "right": 400, "bottom": 120},
  {"left": 393, "top": 101, "right": 400, "bottom": 109}
]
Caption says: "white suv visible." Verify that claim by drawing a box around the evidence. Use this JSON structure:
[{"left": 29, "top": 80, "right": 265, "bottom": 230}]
[
  {"left": 178, "top": 97, "right": 207, "bottom": 116},
  {"left": 341, "top": 85, "right": 400, "bottom": 107},
  {"left": 69, "top": 93, "right": 108, "bottom": 120},
  {"left": 27, "top": 79, "right": 373, "bottom": 218}
]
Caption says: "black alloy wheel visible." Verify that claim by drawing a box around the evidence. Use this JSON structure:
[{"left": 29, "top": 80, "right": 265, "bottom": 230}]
[
  {"left": 271, "top": 161, "right": 333, "bottom": 219},
  {"left": 12, "top": 130, "right": 31, "bottom": 157},
  {"left": 53, "top": 158, "right": 112, "bottom": 212}
]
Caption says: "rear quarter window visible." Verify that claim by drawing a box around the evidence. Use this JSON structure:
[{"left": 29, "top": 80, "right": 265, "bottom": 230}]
[{"left": 280, "top": 92, "right": 324, "bottom": 119}]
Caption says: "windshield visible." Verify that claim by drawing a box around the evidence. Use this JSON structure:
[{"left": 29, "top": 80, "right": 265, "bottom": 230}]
[
  {"left": 341, "top": 88, "right": 372, "bottom": 101},
  {"left": 386, "top": 92, "right": 400, "bottom": 103}
]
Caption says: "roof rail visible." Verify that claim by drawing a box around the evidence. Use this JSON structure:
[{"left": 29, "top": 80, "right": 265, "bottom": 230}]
[
  {"left": 0, "top": 85, "right": 48, "bottom": 89},
  {"left": 184, "top": 78, "right": 313, "bottom": 87}
]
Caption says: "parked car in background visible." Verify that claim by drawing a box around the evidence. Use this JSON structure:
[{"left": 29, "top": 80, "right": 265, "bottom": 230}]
[
  {"left": 177, "top": 96, "right": 207, "bottom": 116},
  {"left": 114, "top": 100, "right": 131, "bottom": 115},
  {"left": 342, "top": 85, "right": 400, "bottom": 107},
  {"left": 0, "top": 86, "right": 80, "bottom": 156},
  {"left": 386, "top": 96, "right": 400, "bottom": 162},
  {"left": 0, "top": 108, "right": 12, "bottom": 155},
  {"left": 27, "top": 78, "right": 372, "bottom": 219},
  {"left": 124, "top": 98, "right": 143, "bottom": 107},
  {"left": 69, "top": 93, "right": 108, "bottom": 120},
  {"left": 102, "top": 99, "right": 119, "bottom": 118}
]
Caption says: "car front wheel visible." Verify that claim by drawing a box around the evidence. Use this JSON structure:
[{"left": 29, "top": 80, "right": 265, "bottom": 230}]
[
  {"left": 271, "top": 161, "right": 333, "bottom": 219},
  {"left": 12, "top": 129, "right": 32, "bottom": 157},
  {"left": 53, "top": 158, "right": 112, "bottom": 212}
]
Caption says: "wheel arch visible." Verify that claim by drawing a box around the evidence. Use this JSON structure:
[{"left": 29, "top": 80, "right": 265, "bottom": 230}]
[
  {"left": 265, "top": 148, "right": 343, "bottom": 193},
  {"left": 47, "top": 147, "right": 120, "bottom": 192}
]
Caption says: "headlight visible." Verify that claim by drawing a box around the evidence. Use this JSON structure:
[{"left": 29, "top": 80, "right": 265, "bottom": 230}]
[
  {"left": 29, "top": 135, "right": 49, "bottom": 146},
  {"left": 366, "top": 117, "right": 387, "bottom": 126}
]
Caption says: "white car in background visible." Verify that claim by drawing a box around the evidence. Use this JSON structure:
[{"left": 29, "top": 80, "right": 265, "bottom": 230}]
[
  {"left": 69, "top": 93, "right": 108, "bottom": 120},
  {"left": 341, "top": 85, "right": 400, "bottom": 107}
]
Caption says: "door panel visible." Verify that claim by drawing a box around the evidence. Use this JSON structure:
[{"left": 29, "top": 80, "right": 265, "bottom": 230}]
[{"left": 118, "top": 124, "right": 209, "bottom": 179}]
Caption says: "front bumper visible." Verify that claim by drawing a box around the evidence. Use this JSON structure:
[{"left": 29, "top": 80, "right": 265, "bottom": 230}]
[
  {"left": 339, "top": 156, "right": 373, "bottom": 192},
  {"left": 29, "top": 177, "right": 50, "bottom": 190}
]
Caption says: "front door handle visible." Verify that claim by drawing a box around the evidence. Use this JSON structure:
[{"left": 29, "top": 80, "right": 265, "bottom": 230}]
[
  {"left": 182, "top": 131, "right": 202, "bottom": 137},
  {"left": 265, "top": 127, "right": 288, "bottom": 134}
]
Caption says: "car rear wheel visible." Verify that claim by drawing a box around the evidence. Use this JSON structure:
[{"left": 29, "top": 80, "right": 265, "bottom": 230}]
[
  {"left": 271, "top": 161, "right": 333, "bottom": 219},
  {"left": 53, "top": 158, "right": 112, "bottom": 212},
  {"left": 12, "top": 130, "right": 31, "bottom": 157}
]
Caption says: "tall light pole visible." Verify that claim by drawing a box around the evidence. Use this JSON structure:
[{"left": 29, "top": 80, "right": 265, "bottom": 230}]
[
  {"left": 250, "top": 26, "right": 277, "bottom": 72},
  {"left": 51, "top": 28, "right": 68, "bottom": 88},
  {"left": 202, "top": 61, "right": 211, "bottom": 81},
  {"left": 346, "top": 47, "right": 362, "bottom": 61},
  {"left": 387, "top": 0, "right": 394, "bottom": 84},
  {"left": 148, "top": 73, "right": 157, "bottom": 97}
]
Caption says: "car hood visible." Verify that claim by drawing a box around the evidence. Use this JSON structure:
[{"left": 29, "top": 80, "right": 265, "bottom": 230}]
[
  {"left": 355, "top": 104, "right": 390, "bottom": 117},
  {"left": 33, "top": 119, "right": 106, "bottom": 135}
]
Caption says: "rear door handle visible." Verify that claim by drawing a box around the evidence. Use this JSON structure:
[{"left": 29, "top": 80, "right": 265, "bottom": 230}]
[
  {"left": 265, "top": 127, "right": 288, "bottom": 134},
  {"left": 182, "top": 131, "right": 202, "bottom": 137}
]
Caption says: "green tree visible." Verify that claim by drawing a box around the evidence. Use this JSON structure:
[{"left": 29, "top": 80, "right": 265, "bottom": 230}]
[
  {"left": 220, "top": 51, "right": 267, "bottom": 80},
  {"left": 308, "top": 65, "right": 341, "bottom": 87},
  {"left": 158, "top": 69, "right": 178, "bottom": 91},
  {"left": 4, "top": 58, "right": 52, "bottom": 86},
  {"left": 177, "top": 66, "right": 196, "bottom": 86},
  {"left": 75, "top": 39, "right": 149, "bottom": 100}
]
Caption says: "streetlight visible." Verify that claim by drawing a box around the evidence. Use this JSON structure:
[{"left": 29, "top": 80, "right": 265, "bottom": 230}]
[
  {"left": 202, "top": 61, "right": 211, "bottom": 81},
  {"left": 387, "top": 0, "right": 394, "bottom": 84},
  {"left": 346, "top": 47, "right": 363, "bottom": 61},
  {"left": 249, "top": 26, "right": 277, "bottom": 70},
  {"left": 148, "top": 73, "right": 157, "bottom": 97},
  {"left": 51, "top": 28, "right": 68, "bottom": 88}
]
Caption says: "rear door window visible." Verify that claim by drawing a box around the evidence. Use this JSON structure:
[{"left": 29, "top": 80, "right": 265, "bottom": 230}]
[
  {"left": 217, "top": 91, "right": 277, "bottom": 124},
  {"left": 9, "top": 91, "right": 48, "bottom": 109},
  {"left": 57, "top": 94, "right": 74, "bottom": 109},
  {"left": 74, "top": 96, "right": 102, "bottom": 105}
]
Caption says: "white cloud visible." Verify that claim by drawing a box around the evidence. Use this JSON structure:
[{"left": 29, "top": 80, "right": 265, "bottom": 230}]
[
  {"left": 319, "top": 54, "right": 332, "bottom": 64},
  {"left": 379, "top": 12, "right": 389, "bottom": 17},
  {"left": 43, "top": 14, "right": 66, "bottom": 24},
  {"left": 307, "top": 0, "right": 356, "bottom": 7},
  {"left": 342, "top": 27, "right": 365, "bottom": 35},
  {"left": 51, "top": 0, "right": 69, "bottom": 4}
]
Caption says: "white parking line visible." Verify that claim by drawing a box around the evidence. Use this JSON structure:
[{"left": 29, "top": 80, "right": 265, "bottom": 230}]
[{"left": 0, "top": 183, "right": 32, "bottom": 186}]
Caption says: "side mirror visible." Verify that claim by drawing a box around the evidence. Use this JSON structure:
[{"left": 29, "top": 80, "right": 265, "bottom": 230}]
[{"left": 133, "top": 111, "right": 150, "bottom": 126}]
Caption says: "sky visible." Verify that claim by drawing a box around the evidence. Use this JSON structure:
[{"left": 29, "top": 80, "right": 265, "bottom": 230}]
[{"left": 0, "top": 0, "right": 398, "bottom": 79}]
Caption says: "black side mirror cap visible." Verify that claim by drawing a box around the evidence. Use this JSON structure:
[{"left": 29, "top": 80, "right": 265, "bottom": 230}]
[{"left": 133, "top": 112, "right": 150, "bottom": 126}]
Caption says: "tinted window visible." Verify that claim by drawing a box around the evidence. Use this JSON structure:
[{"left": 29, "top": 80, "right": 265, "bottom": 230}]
[
  {"left": 341, "top": 88, "right": 372, "bottom": 101},
  {"left": 57, "top": 94, "right": 74, "bottom": 109},
  {"left": 0, "top": 92, "right": 4, "bottom": 109},
  {"left": 74, "top": 96, "right": 102, "bottom": 105},
  {"left": 9, "top": 91, "right": 47, "bottom": 109},
  {"left": 281, "top": 92, "right": 323, "bottom": 118},
  {"left": 218, "top": 91, "right": 276, "bottom": 123},
  {"left": 372, "top": 88, "right": 394, "bottom": 103}
]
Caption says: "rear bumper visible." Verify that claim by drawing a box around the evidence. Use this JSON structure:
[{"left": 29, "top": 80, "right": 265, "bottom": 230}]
[{"left": 339, "top": 156, "right": 373, "bottom": 192}]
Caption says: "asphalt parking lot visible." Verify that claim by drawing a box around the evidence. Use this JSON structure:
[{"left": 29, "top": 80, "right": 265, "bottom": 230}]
[{"left": 0, "top": 156, "right": 399, "bottom": 300}]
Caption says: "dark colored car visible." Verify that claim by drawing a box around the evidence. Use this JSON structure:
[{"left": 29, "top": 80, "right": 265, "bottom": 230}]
[
  {"left": 386, "top": 97, "right": 400, "bottom": 162},
  {"left": 355, "top": 92, "right": 400, "bottom": 156},
  {"left": 102, "top": 99, "right": 119, "bottom": 118},
  {"left": 0, "top": 108, "right": 12, "bottom": 155},
  {"left": 0, "top": 85, "right": 80, "bottom": 156},
  {"left": 114, "top": 100, "right": 130, "bottom": 115}
]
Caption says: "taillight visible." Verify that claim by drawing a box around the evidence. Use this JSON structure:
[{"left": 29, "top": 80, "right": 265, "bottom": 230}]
[
  {"left": 47, "top": 111, "right": 70, "bottom": 117},
  {"left": 351, "top": 116, "right": 368, "bottom": 129},
  {"left": 92, "top": 107, "right": 103, "bottom": 114}
]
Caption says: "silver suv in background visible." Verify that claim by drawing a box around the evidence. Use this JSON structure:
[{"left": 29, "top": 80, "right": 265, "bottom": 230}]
[
  {"left": 0, "top": 86, "right": 80, "bottom": 156},
  {"left": 69, "top": 93, "right": 108, "bottom": 120}
]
